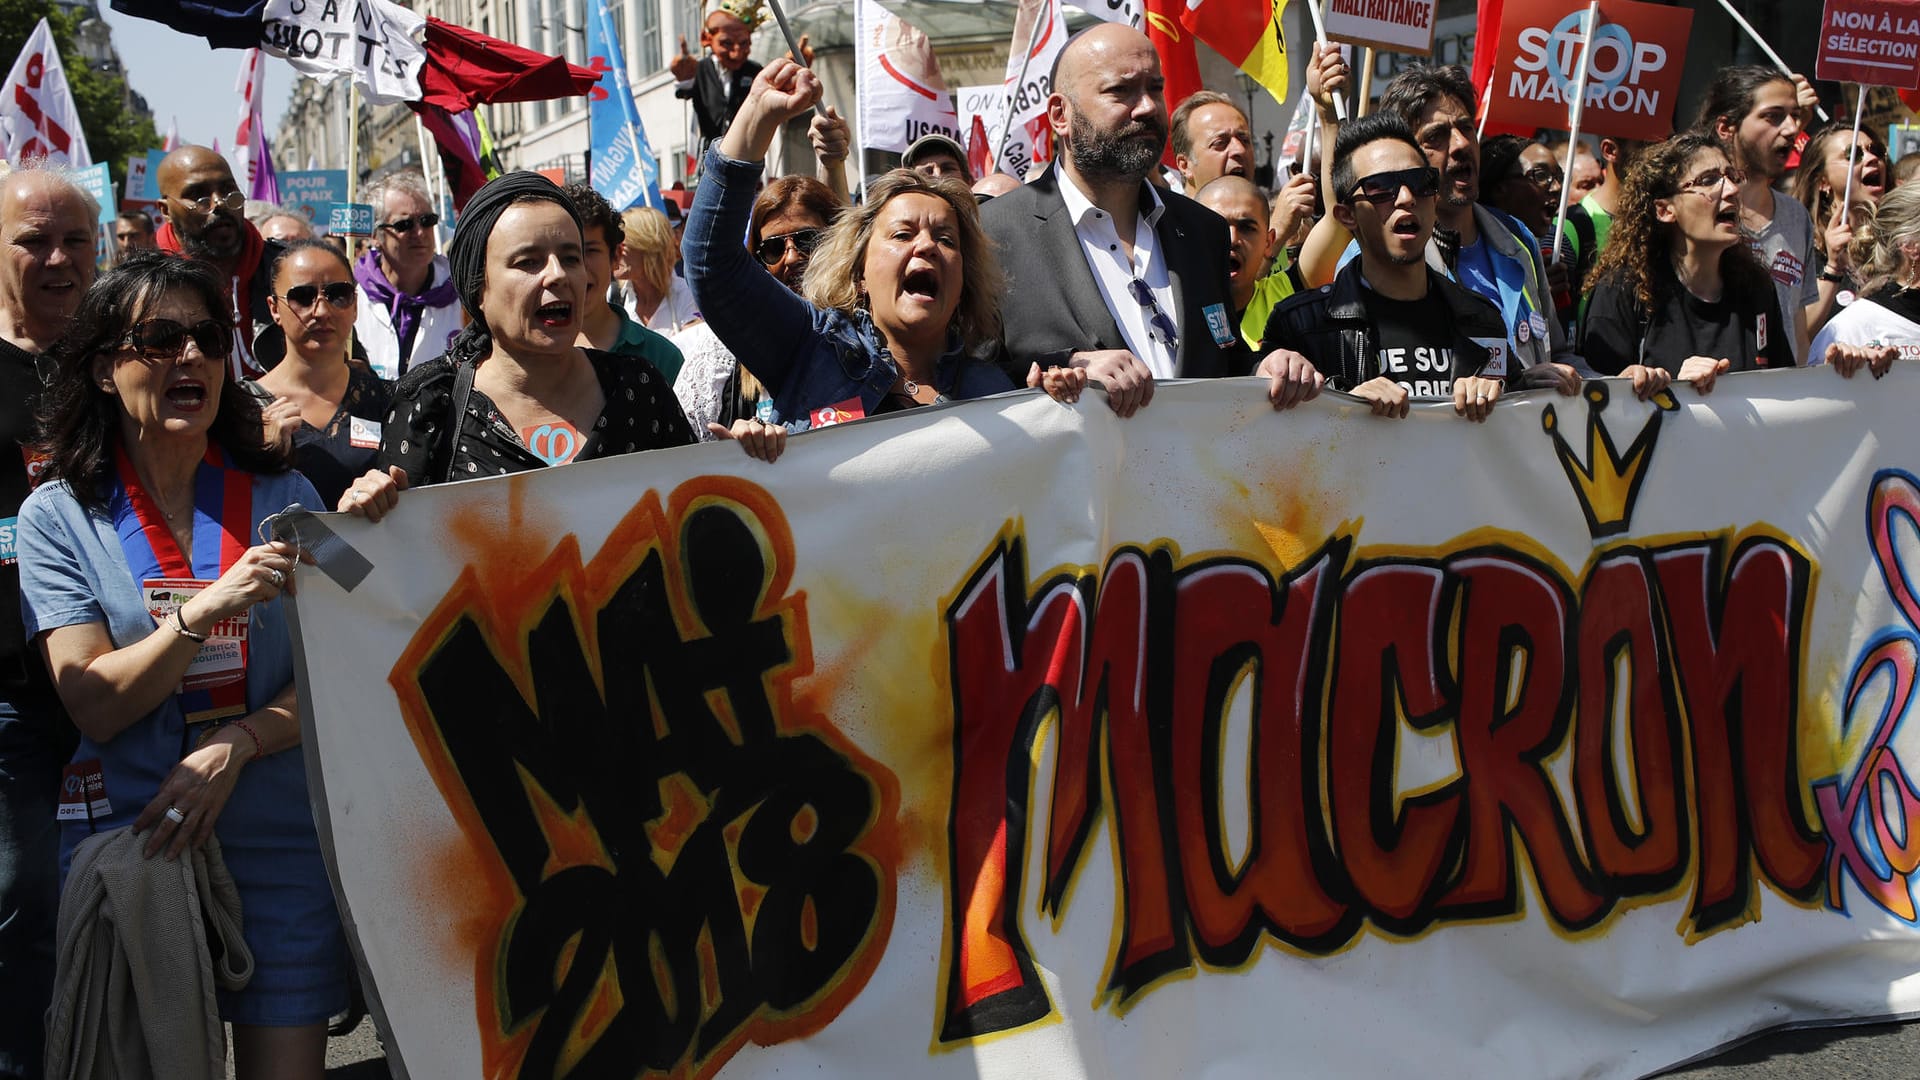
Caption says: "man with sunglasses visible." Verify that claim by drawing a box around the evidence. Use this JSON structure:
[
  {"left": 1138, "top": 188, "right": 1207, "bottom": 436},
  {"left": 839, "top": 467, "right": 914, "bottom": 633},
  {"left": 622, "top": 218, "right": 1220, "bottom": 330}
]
[
  {"left": 353, "top": 170, "right": 458, "bottom": 380},
  {"left": 155, "top": 145, "right": 278, "bottom": 379},
  {"left": 673, "top": 1, "right": 766, "bottom": 163},
  {"left": 0, "top": 163, "right": 97, "bottom": 1079},
  {"left": 1362, "top": 65, "right": 1584, "bottom": 395},
  {"left": 1262, "top": 113, "right": 1510, "bottom": 422}
]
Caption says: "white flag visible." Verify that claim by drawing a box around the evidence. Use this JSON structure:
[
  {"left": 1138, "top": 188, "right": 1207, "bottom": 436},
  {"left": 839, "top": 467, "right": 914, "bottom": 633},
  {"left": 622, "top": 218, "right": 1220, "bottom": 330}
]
[
  {"left": 0, "top": 19, "right": 91, "bottom": 168},
  {"left": 855, "top": 0, "right": 960, "bottom": 156},
  {"left": 995, "top": 0, "right": 1066, "bottom": 181},
  {"left": 1063, "top": 0, "right": 1143, "bottom": 27},
  {"left": 261, "top": 0, "right": 426, "bottom": 105}
]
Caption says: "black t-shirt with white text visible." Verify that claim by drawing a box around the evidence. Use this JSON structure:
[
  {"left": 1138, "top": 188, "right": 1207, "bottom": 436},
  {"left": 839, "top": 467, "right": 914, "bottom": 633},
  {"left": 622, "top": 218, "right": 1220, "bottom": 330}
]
[
  {"left": 1367, "top": 287, "right": 1478, "bottom": 397},
  {"left": 1582, "top": 277, "right": 1795, "bottom": 376}
]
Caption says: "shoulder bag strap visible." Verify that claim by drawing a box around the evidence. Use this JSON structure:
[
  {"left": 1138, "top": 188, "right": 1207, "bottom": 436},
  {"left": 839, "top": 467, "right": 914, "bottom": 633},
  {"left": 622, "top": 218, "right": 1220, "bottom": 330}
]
[{"left": 443, "top": 361, "right": 477, "bottom": 486}]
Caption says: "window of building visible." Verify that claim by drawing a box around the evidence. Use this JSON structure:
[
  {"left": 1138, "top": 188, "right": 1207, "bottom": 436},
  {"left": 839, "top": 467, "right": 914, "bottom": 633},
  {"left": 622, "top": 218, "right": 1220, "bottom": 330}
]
[{"left": 635, "top": 0, "right": 662, "bottom": 78}]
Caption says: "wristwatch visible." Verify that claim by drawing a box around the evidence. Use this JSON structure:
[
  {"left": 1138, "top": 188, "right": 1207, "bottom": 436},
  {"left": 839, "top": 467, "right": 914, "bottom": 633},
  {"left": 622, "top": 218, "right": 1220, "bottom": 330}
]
[{"left": 1820, "top": 267, "right": 1848, "bottom": 283}]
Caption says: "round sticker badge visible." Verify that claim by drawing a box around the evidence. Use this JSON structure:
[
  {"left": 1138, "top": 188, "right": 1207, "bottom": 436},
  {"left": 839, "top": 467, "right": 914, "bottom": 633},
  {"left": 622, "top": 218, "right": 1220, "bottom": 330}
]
[{"left": 1517, "top": 318, "right": 1531, "bottom": 344}]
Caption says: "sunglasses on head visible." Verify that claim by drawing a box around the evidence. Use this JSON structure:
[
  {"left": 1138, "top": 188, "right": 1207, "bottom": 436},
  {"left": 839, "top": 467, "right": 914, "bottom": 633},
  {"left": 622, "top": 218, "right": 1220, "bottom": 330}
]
[
  {"left": 1345, "top": 166, "right": 1441, "bottom": 206},
  {"left": 379, "top": 212, "right": 441, "bottom": 235},
  {"left": 277, "top": 282, "right": 357, "bottom": 309},
  {"left": 754, "top": 228, "right": 824, "bottom": 266},
  {"left": 119, "top": 318, "right": 233, "bottom": 361}
]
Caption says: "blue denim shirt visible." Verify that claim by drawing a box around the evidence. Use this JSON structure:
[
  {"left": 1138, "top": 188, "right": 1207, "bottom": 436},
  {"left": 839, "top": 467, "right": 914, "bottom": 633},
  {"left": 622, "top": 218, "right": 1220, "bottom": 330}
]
[{"left": 682, "top": 146, "right": 1011, "bottom": 429}]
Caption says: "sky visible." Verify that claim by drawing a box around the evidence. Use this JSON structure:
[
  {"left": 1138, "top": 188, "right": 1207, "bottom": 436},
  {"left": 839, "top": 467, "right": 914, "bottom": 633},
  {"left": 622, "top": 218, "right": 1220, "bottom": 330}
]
[{"left": 98, "top": 7, "right": 291, "bottom": 152}]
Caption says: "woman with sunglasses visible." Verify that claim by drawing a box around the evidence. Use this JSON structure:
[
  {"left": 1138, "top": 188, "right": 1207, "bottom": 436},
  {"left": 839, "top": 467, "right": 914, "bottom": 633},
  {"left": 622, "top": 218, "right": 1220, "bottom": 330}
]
[
  {"left": 1582, "top": 132, "right": 1795, "bottom": 390},
  {"left": 673, "top": 174, "right": 837, "bottom": 439},
  {"left": 243, "top": 240, "right": 393, "bottom": 507},
  {"left": 685, "top": 59, "right": 1082, "bottom": 430},
  {"left": 17, "top": 252, "right": 347, "bottom": 1077},
  {"left": 353, "top": 170, "right": 459, "bottom": 381}
]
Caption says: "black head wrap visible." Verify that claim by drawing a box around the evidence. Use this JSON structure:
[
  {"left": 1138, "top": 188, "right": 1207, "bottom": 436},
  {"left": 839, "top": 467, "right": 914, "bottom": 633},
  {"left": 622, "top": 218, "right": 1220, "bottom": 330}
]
[{"left": 443, "top": 170, "right": 586, "bottom": 365}]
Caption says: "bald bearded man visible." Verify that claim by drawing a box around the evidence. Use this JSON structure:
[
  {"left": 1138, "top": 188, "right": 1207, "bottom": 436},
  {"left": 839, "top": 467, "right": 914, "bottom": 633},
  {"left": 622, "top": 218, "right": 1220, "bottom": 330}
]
[
  {"left": 981, "top": 24, "right": 1249, "bottom": 415},
  {"left": 155, "top": 145, "right": 280, "bottom": 377},
  {"left": 0, "top": 164, "right": 95, "bottom": 1080}
]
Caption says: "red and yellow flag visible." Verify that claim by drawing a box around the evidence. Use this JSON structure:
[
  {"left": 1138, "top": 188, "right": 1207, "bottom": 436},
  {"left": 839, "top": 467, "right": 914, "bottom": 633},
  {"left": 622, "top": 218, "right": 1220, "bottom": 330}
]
[{"left": 1180, "top": 0, "right": 1291, "bottom": 107}]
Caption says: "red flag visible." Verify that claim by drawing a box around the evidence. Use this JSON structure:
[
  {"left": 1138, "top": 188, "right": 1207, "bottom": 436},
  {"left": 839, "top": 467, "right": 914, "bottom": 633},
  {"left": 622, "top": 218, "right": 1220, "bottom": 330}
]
[
  {"left": 1472, "top": 0, "right": 1504, "bottom": 104},
  {"left": 966, "top": 113, "right": 992, "bottom": 179},
  {"left": 411, "top": 102, "right": 492, "bottom": 212},
  {"left": 419, "top": 17, "right": 601, "bottom": 112},
  {"left": 1144, "top": 0, "right": 1201, "bottom": 165}
]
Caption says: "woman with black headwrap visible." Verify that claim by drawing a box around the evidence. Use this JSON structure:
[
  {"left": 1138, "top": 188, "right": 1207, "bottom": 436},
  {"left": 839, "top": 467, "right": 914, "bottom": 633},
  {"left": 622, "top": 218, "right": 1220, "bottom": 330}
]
[{"left": 369, "top": 171, "right": 781, "bottom": 493}]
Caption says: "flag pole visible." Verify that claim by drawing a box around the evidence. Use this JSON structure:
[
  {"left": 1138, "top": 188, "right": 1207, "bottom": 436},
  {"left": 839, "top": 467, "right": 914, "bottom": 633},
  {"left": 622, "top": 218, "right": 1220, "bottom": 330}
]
[
  {"left": 995, "top": 1, "right": 1045, "bottom": 167},
  {"left": 347, "top": 83, "right": 361, "bottom": 205},
  {"left": 1357, "top": 47, "right": 1374, "bottom": 116},
  {"left": 1841, "top": 84, "right": 1865, "bottom": 228},
  {"left": 763, "top": 0, "right": 827, "bottom": 117},
  {"left": 1549, "top": 0, "right": 1598, "bottom": 266},
  {"left": 1304, "top": 0, "right": 1348, "bottom": 121},
  {"left": 1714, "top": 0, "right": 1829, "bottom": 122}
]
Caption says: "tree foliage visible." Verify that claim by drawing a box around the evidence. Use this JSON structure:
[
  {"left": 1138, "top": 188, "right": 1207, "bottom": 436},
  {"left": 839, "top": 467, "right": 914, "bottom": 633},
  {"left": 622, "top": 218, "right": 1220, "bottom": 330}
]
[{"left": 2, "top": 0, "right": 160, "bottom": 188}]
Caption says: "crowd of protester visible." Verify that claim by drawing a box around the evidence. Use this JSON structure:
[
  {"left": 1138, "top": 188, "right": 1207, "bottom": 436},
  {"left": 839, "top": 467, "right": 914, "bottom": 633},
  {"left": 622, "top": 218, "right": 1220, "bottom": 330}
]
[{"left": 0, "top": 9, "right": 1909, "bottom": 1077}]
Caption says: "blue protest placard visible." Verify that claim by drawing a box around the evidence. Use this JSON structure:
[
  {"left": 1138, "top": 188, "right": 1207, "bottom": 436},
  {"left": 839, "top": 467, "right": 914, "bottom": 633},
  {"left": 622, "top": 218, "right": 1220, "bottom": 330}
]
[
  {"left": 72, "top": 162, "right": 115, "bottom": 224},
  {"left": 328, "top": 202, "right": 375, "bottom": 236},
  {"left": 278, "top": 169, "right": 348, "bottom": 228}
]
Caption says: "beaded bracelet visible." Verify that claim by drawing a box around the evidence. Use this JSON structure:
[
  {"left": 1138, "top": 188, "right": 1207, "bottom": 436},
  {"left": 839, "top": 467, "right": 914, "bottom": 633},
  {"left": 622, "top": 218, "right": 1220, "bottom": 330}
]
[{"left": 230, "top": 718, "right": 266, "bottom": 760}]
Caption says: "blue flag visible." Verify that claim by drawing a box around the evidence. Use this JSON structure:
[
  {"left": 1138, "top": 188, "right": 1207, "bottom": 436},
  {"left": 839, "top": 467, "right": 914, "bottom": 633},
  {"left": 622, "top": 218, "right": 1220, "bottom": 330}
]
[{"left": 587, "top": 0, "right": 662, "bottom": 212}]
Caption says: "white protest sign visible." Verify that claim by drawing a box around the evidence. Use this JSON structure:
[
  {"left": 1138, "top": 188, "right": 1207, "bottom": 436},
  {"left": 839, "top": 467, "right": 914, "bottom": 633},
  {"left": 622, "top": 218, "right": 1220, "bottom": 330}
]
[
  {"left": 261, "top": 0, "right": 426, "bottom": 105},
  {"left": 0, "top": 19, "right": 91, "bottom": 168},
  {"left": 124, "top": 154, "right": 151, "bottom": 203},
  {"left": 1324, "top": 0, "right": 1440, "bottom": 54},
  {"left": 1064, "top": 0, "right": 1143, "bottom": 27},
  {"left": 856, "top": 0, "right": 960, "bottom": 155},
  {"left": 995, "top": 0, "right": 1067, "bottom": 181}
]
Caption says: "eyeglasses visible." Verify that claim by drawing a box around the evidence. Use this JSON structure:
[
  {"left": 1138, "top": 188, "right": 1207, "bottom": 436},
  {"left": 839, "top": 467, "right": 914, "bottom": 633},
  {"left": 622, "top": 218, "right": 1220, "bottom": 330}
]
[
  {"left": 378, "top": 213, "right": 441, "bottom": 235},
  {"left": 1522, "top": 164, "right": 1564, "bottom": 186},
  {"left": 1345, "top": 166, "right": 1440, "bottom": 205},
  {"left": 176, "top": 190, "right": 245, "bottom": 216},
  {"left": 118, "top": 318, "right": 233, "bottom": 361},
  {"left": 1678, "top": 167, "right": 1747, "bottom": 193},
  {"left": 1125, "top": 278, "right": 1180, "bottom": 352},
  {"left": 754, "top": 228, "right": 823, "bottom": 266},
  {"left": 276, "top": 282, "right": 357, "bottom": 310}
]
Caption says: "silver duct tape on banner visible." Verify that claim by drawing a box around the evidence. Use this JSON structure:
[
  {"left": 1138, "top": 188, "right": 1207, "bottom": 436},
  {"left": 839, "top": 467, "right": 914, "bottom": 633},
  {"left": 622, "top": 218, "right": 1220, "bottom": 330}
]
[{"left": 260, "top": 505, "right": 374, "bottom": 592}]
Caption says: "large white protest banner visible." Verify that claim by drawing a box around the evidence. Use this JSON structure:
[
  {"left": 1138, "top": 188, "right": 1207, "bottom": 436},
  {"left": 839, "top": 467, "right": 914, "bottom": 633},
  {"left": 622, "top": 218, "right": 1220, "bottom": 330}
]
[
  {"left": 0, "top": 18, "right": 90, "bottom": 168},
  {"left": 855, "top": 0, "right": 960, "bottom": 155},
  {"left": 261, "top": 0, "right": 426, "bottom": 105},
  {"left": 281, "top": 369, "right": 1920, "bottom": 1079}
]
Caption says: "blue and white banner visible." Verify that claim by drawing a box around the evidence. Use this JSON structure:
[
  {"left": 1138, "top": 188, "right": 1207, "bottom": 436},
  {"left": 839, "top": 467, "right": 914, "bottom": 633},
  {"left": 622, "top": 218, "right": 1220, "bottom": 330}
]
[{"left": 587, "top": 0, "right": 661, "bottom": 212}]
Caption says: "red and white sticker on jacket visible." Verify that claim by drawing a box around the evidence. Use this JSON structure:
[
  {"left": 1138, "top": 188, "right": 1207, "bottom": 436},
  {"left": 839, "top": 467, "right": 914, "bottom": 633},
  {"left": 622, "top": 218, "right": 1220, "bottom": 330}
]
[
  {"left": 348, "top": 416, "right": 381, "bottom": 450},
  {"left": 1757, "top": 312, "right": 1769, "bottom": 354},
  {"left": 810, "top": 398, "right": 865, "bottom": 428}
]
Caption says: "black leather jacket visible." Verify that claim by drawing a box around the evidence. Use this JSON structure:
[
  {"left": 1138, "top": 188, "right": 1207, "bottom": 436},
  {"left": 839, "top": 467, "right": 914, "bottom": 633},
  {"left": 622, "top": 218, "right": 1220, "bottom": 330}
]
[{"left": 1261, "top": 261, "right": 1511, "bottom": 391}]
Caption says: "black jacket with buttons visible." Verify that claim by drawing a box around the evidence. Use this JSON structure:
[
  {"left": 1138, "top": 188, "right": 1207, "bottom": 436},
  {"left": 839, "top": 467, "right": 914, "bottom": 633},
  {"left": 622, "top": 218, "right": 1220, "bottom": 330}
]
[{"left": 1261, "top": 260, "right": 1510, "bottom": 391}]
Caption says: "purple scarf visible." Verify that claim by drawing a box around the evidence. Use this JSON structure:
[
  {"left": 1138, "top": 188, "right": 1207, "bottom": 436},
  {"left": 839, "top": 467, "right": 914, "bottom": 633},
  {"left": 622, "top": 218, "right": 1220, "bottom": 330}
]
[{"left": 355, "top": 249, "right": 459, "bottom": 358}]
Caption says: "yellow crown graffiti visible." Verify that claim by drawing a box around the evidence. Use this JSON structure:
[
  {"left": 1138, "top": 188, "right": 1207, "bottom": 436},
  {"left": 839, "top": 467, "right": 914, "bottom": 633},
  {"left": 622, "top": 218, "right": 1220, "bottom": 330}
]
[{"left": 1541, "top": 382, "right": 1679, "bottom": 538}]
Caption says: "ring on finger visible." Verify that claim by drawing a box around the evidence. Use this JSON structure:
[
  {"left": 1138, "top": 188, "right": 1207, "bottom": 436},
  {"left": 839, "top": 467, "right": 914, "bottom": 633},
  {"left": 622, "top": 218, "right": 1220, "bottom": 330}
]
[
  {"left": 266, "top": 566, "right": 285, "bottom": 588},
  {"left": 164, "top": 805, "right": 186, "bottom": 825},
  {"left": 352, "top": 490, "right": 369, "bottom": 503}
]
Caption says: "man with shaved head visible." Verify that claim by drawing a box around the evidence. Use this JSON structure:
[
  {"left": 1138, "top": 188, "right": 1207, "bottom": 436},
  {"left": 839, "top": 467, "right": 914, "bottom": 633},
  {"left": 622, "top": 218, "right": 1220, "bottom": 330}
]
[
  {"left": 0, "top": 163, "right": 95, "bottom": 1079},
  {"left": 1196, "top": 175, "right": 1294, "bottom": 349},
  {"left": 981, "top": 24, "right": 1250, "bottom": 415},
  {"left": 155, "top": 145, "right": 278, "bottom": 376}
]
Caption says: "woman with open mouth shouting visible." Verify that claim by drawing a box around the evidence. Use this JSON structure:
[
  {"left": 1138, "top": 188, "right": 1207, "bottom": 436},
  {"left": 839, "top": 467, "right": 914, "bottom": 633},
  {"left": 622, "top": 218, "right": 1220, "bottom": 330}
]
[
  {"left": 17, "top": 252, "right": 349, "bottom": 1077},
  {"left": 684, "top": 57, "right": 1085, "bottom": 430},
  {"left": 372, "top": 170, "right": 784, "bottom": 496},
  {"left": 1794, "top": 122, "right": 1890, "bottom": 337},
  {"left": 1581, "top": 131, "right": 1796, "bottom": 390}
]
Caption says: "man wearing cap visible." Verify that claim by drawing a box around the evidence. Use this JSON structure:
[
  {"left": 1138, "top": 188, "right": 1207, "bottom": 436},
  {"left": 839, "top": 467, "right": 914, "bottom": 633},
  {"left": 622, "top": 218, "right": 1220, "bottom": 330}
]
[{"left": 903, "top": 134, "right": 972, "bottom": 186}]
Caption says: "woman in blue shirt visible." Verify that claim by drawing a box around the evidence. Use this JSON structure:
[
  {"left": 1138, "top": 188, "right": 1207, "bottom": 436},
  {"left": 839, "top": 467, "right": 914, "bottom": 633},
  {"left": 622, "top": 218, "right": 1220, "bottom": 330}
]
[
  {"left": 684, "top": 58, "right": 1082, "bottom": 427},
  {"left": 18, "top": 253, "right": 348, "bottom": 1077}
]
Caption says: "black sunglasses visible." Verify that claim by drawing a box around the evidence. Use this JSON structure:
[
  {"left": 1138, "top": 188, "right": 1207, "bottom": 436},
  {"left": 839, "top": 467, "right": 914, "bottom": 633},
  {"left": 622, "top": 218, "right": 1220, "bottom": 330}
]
[
  {"left": 754, "top": 228, "right": 823, "bottom": 266},
  {"left": 1125, "top": 278, "right": 1180, "bottom": 352},
  {"left": 277, "top": 282, "right": 357, "bottom": 309},
  {"left": 119, "top": 318, "right": 233, "bottom": 361},
  {"left": 379, "top": 212, "right": 441, "bottom": 235},
  {"left": 1346, "top": 166, "right": 1441, "bottom": 205}
]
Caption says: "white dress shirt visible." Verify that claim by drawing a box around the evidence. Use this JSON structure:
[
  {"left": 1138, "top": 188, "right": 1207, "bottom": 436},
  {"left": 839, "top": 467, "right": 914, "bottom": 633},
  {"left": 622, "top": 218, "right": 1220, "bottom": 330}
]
[{"left": 1057, "top": 169, "right": 1179, "bottom": 379}]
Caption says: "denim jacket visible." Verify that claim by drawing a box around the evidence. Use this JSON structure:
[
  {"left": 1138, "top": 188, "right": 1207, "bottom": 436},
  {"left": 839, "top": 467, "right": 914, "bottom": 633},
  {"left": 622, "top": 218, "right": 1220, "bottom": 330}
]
[{"left": 682, "top": 147, "right": 1012, "bottom": 429}]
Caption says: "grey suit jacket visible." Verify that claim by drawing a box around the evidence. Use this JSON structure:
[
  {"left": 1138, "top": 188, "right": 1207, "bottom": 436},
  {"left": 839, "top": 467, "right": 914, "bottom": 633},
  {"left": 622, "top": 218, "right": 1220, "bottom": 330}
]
[{"left": 981, "top": 165, "right": 1250, "bottom": 379}]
